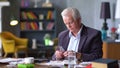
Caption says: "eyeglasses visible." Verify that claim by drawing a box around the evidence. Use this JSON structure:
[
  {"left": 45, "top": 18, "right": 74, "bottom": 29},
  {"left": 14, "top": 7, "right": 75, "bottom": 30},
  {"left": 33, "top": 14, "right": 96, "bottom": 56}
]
[{"left": 65, "top": 21, "right": 75, "bottom": 26}]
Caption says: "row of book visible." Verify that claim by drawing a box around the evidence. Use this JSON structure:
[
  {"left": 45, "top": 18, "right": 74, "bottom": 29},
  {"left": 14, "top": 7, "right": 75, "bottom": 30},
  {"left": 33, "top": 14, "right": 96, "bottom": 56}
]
[
  {"left": 20, "top": 22, "right": 54, "bottom": 30},
  {"left": 21, "top": 11, "right": 37, "bottom": 19},
  {"left": 20, "top": 10, "right": 54, "bottom": 20}
]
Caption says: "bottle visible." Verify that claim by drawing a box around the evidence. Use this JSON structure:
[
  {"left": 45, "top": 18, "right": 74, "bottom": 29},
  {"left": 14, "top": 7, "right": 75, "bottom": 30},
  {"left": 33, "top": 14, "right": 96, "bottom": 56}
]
[
  {"left": 32, "top": 39, "right": 37, "bottom": 49},
  {"left": 39, "top": 22, "right": 43, "bottom": 30}
]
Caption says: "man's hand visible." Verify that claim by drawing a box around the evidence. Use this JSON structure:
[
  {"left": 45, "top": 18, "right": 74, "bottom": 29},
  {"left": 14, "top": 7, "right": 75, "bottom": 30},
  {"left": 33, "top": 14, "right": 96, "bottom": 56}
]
[
  {"left": 63, "top": 51, "right": 69, "bottom": 57},
  {"left": 63, "top": 51, "right": 82, "bottom": 61},
  {"left": 63, "top": 50, "right": 75, "bottom": 57},
  {"left": 55, "top": 50, "right": 64, "bottom": 60}
]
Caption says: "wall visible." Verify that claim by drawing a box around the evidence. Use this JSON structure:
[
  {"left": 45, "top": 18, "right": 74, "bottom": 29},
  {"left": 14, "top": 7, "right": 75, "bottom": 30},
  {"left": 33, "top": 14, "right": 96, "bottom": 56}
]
[
  {"left": 67, "top": 0, "right": 95, "bottom": 28},
  {"left": 0, "top": 1, "right": 10, "bottom": 57},
  {"left": 2, "top": 0, "right": 20, "bottom": 36}
]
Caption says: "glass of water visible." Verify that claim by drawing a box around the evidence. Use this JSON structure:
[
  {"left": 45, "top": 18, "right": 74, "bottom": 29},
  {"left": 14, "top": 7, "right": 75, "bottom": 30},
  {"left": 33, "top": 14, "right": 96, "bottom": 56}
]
[{"left": 67, "top": 51, "right": 77, "bottom": 68}]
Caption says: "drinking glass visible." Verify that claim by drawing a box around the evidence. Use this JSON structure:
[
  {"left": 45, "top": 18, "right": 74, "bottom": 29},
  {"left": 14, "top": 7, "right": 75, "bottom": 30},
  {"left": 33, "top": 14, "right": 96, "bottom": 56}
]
[{"left": 67, "top": 51, "right": 77, "bottom": 68}]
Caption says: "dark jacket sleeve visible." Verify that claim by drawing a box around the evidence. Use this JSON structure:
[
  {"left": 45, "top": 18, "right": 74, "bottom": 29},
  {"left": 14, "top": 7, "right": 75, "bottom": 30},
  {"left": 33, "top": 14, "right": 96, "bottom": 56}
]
[{"left": 52, "top": 30, "right": 69, "bottom": 60}]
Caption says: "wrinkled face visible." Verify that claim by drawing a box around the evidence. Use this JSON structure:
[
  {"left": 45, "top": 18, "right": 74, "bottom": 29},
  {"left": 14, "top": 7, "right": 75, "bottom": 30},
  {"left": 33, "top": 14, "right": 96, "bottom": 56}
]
[{"left": 62, "top": 15, "right": 81, "bottom": 33}]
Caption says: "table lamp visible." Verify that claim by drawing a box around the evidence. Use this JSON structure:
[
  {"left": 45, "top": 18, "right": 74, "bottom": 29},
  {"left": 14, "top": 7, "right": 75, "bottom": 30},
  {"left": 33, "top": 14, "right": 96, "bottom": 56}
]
[
  {"left": 100, "top": 2, "right": 111, "bottom": 30},
  {"left": 100, "top": 2, "right": 111, "bottom": 40}
]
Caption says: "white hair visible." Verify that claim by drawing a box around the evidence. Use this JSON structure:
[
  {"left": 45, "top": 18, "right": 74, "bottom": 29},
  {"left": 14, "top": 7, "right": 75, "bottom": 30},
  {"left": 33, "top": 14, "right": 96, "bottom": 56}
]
[{"left": 61, "top": 7, "right": 81, "bottom": 20}]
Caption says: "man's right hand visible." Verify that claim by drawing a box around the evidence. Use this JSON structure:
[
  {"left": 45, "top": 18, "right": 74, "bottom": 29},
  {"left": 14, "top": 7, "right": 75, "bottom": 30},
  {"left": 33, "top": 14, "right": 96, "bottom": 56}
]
[{"left": 55, "top": 50, "right": 64, "bottom": 60}]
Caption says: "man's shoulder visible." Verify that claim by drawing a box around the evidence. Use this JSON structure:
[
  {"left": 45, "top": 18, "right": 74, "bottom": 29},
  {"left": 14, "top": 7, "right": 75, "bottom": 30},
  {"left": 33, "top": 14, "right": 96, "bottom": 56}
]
[
  {"left": 60, "top": 30, "right": 69, "bottom": 34},
  {"left": 82, "top": 25, "right": 101, "bottom": 36},
  {"left": 85, "top": 26, "right": 100, "bottom": 33},
  {"left": 59, "top": 30, "right": 69, "bottom": 36}
]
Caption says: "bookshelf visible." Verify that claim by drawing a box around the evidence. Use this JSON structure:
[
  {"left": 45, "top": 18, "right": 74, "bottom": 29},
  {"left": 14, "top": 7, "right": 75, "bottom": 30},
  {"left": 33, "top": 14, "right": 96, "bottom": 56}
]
[{"left": 20, "top": 7, "right": 56, "bottom": 48}]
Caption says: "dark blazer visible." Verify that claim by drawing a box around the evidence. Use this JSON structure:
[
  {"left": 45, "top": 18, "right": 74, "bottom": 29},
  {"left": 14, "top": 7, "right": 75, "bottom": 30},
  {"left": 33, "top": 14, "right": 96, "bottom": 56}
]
[{"left": 52, "top": 25, "right": 103, "bottom": 61}]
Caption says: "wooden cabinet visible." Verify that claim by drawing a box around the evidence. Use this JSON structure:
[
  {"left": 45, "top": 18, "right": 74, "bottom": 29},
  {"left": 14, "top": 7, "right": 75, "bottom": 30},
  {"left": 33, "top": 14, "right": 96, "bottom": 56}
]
[
  {"left": 19, "top": 7, "right": 56, "bottom": 47},
  {"left": 103, "top": 42, "right": 120, "bottom": 60}
]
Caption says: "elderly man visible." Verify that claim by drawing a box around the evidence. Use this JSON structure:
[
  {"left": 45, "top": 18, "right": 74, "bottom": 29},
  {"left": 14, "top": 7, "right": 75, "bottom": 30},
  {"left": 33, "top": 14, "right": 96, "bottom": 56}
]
[{"left": 52, "top": 7, "right": 103, "bottom": 61}]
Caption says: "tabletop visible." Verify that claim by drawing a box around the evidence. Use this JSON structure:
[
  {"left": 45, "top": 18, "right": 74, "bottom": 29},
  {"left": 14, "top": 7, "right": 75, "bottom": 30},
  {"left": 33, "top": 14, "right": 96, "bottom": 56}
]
[{"left": 0, "top": 60, "right": 91, "bottom": 68}]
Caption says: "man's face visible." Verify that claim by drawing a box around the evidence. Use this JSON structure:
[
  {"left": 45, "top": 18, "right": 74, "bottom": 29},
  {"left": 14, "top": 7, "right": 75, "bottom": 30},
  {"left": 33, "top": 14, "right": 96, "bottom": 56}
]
[{"left": 62, "top": 15, "right": 81, "bottom": 33}]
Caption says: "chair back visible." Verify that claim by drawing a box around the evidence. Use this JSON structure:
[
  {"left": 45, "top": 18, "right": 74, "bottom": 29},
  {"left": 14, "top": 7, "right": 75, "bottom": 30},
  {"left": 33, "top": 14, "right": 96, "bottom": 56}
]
[
  {"left": 0, "top": 32, "right": 15, "bottom": 53},
  {"left": 0, "top": 31, "right": 28, "bottom": 47},
  {"left": 0, "top": 31, "right": 28, "bottom": 57}
]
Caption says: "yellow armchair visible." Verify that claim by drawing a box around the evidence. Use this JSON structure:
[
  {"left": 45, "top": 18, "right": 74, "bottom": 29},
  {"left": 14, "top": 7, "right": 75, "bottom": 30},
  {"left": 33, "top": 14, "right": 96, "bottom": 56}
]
[
  {"left": 2, "top": 39, "right": 15, "bottom": 57},
  {"left": 0, "top": 31, "right": 28, "bottom": 58}
]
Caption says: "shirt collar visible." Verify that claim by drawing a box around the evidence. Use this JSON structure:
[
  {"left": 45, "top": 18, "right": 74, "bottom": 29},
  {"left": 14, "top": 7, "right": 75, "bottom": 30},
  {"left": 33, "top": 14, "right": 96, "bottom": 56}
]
[{"left": 69, "top": 25, "right": 83, "bottom": 39}]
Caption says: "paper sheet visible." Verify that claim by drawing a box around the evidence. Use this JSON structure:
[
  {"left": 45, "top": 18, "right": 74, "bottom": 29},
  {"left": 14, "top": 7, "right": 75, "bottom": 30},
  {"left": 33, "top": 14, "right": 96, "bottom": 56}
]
[{"left": 0, "top": 58, "right": 24, "bottom": 64}]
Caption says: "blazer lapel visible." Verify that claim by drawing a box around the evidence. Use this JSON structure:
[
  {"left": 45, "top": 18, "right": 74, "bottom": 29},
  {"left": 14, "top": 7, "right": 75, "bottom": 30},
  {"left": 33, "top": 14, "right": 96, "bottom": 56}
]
[
  {"left": 78, "top": 35, "right": 87, "bottom": 52},
  {"left": 78, "top": 25, "right": 88, "bottom": 52}
]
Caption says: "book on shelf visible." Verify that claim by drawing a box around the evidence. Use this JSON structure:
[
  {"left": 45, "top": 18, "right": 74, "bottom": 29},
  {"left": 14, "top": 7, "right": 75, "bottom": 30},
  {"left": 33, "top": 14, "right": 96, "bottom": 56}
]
[
  {"left": 27, "top": 22, "right": 32, "bottom": 30},
  {"left": 92, "top": 58, "right": 119, "bottom": 68},
  {"left": 21, "top": 22, "right": 39, "bottom": 30},
  {"left": 33, "top": 22, "right": 39, "bottom": 30},
  {"left": 30, "top": 22, "right": 39, "bottom": 30},
  {"left": 25, "top": 23, "right": 32, "bottom": 30},
  {"left": 20, "top": 22, "right": 30, "bottom": 30},
  {"left": 46, "top": 22, "right": 54, "bottom": 30},
  {"left": 21, "top": 12, "right": 27, "bottom": 19},
  {"left": 47, "top": 11, "right": 53, "bottom": 20},
  {"left": 20, "top": 22, "right": 25, "bottom": 30},
  {"left": 29, "top": 12, "right": 37, "bottom": 19},
  {"left": 30, "top": 23, "right": 34, "bottom": 30},
  {"left": 26, "top": 12, "right": 37, "bottom": 19}
]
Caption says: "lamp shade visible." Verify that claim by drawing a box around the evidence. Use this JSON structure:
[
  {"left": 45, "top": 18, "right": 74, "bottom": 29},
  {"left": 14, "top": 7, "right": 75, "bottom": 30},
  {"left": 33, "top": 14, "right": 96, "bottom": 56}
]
[
  {"left": 100, "top": 2, "right": 111, "bottom": 19},
  {"left": 10, "top": 19, "right": 18, "bottom": 26},
  {"left": 115, "top": 0, "right": 120, "bottom": 19},
  {"left": 10, "top": 16, "right": 18, "bottom": 26}
]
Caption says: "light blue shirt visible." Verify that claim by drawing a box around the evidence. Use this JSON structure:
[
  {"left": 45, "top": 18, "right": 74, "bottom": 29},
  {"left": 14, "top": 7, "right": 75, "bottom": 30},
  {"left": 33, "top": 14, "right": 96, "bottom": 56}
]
[{"left": 67, "top": 26, "right": 83, "bottom": 52}]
